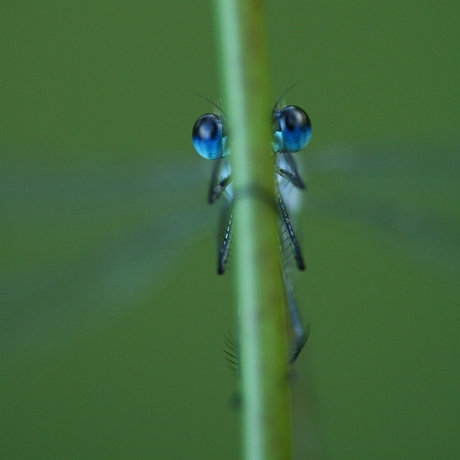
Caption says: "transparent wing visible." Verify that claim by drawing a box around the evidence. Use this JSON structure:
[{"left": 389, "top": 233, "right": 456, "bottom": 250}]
[
  {"left": 303, "top": 141, "right": 460, "bottom": 273},
  {"left": 1, "top": 141, "right": 457, "bottom": 360},
  {"left": 0, "top": 153, "right": 213, "bottom": 358}
]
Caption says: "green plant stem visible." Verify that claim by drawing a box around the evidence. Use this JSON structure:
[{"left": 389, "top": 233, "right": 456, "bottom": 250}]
[{"left": 213, "top": 1, "right": 293, "bottom": 459}]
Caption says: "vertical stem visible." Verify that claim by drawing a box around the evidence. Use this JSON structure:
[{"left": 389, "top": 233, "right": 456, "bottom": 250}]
[{"left": 213, "top": 1, "right": 293, "bottom": 460}]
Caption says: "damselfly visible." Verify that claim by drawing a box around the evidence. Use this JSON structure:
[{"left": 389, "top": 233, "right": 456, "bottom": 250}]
[{"left": 191, "top": 94, "right": 313, "bottom": 363}]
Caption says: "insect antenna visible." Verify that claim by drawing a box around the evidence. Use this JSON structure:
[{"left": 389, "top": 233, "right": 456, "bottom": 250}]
[
  {"left": 193, "top": 93, "right": 226, "bottom": 116},
  {"left": 272, "top": 83, "right": 299, "bottom": 113}
]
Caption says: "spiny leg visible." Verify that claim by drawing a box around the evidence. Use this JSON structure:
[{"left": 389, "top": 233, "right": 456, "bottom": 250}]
[
  {"left": 217, "top": 200, "right": 233, "bottom": 275},
  {"left": 283, "top": 267, "right": 310, "bottom": 363},
  {"left": 277, "top": 192, "right": 306, "bottom": 271},
  {"left": 276, "top": 152, "right": 306, "bottom": 190},
  {"left": 208, "top": 158, "right": 232, "bottom": 204}
]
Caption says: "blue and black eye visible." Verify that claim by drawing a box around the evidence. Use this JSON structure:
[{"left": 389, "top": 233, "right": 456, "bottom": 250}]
[
  {"left": 192, "top": 113, "right": 227, "bottom": 160},
  {"left": 272, "top": 106, "right": 312, "bottom": 153}
]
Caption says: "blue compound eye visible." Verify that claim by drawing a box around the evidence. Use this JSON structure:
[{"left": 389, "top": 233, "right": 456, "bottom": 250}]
[
  {"left": 273, "top": 106, "right": 312, "bottom": 153},
  {"left": 192, "top": 113, "right": 226, "bottom": 160}
]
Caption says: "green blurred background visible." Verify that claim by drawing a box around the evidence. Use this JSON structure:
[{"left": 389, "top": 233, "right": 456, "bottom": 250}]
[{"left": 1, "top": 1, "right": 458, "bottom": 459}]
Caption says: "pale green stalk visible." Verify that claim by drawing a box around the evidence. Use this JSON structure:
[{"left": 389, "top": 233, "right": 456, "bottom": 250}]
[{"left": 213, "top": 1, "right": 293, "bottom": 459}]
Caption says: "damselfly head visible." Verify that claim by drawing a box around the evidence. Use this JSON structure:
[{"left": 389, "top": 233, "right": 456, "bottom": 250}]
[
  {"left": 272, "top": 105, "right": 312, "bottom": 154},
  {"left": 192, "top": 113, "right": 228, "bottom": 160}
]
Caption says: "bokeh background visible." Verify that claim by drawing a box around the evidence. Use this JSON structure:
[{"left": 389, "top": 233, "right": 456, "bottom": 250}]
[{"left": 1, "top": 1, "right": 458, "bottom": 458}]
